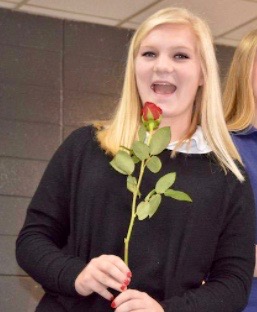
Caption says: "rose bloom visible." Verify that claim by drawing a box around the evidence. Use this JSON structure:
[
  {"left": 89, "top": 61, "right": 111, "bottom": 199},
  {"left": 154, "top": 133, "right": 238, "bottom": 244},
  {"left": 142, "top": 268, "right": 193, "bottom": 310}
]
[
  {"left": 141, "top": 102, "right": 162, "bottom": 131},
  {"left": 142, "top": 102, "right": 162, "bottom": 122}
]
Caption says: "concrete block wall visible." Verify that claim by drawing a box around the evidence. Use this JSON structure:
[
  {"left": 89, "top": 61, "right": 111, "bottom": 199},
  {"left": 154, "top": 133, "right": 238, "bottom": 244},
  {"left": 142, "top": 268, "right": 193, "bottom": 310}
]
[{"left": 0, "top": 7, "right": 234, "bottom": 311}]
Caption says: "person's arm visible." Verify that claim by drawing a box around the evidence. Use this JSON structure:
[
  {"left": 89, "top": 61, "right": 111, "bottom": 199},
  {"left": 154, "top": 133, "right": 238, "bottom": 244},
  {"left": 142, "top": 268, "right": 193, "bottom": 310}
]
[
  {"left": 16, "top": 128, "right": 89, "bottom": 296},
  {"left": 16, "top": 127, "right": 132, "bottom": 299},
  {"left": 157, "top": 174, "right": 256, "bottom": 312}
]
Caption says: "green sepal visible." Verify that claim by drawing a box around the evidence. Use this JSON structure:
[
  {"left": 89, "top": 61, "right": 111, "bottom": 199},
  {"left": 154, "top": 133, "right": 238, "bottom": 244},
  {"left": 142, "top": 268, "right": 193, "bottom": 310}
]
[
  {"left": 149, "top": 127, "right": 171, "bottom": 155},
  {"left": 138, "top": 124, "right": 147, "bottom": 142},
  {"left": 132, "top": 141, "right": 150, "bottom": 161},
  {"left": 111, "top": 150, "right": 135, "bottom": 175},
  {"left": 143, "top": 120, "right": 160, "bottom": 131},
  {"left": 164, "top": 189, "right": 192, "bottom": 202},
  {"left": 136, "top": 201, "right": 150, "bottom": 220},
  {"left": 146, "top": 156, "right": 162, "bottom": 173},
  {"left": 148, "top": 194, "right": 162, "bottom": 217},
  {"left": 155, "top": 172, "right": 176, "bottom": 194}
]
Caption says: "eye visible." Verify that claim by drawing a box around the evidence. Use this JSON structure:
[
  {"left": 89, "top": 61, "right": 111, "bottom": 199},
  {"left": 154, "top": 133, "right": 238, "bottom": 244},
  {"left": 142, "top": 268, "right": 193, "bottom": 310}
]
[
  {"left": 142, "top": 51, "right": 156, "bottom": 58},
  {"left": 174, "top": 53, "right": 189, "bottom": 60}
]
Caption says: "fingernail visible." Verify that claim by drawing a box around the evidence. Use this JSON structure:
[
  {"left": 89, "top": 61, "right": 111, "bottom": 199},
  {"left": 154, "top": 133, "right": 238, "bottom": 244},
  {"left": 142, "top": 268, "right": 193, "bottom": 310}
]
[
  {"left": 111, "top": 301, "right": 116, "bottom": 308},
  {"left": 127, "top": 271, "right": 132, "bottom": 278},
  {"left": 123, "top": 278, "right": 130, "bottom": 286},
  {"left": 120, "top": 284, "right": 126, "bottom": 291}
]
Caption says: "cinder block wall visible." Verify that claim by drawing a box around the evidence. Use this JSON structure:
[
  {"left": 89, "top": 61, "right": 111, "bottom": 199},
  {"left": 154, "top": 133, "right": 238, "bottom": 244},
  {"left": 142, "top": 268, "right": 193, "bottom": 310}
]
[{"left": 0, "top": 8, "right": 235, "bottom": 311}]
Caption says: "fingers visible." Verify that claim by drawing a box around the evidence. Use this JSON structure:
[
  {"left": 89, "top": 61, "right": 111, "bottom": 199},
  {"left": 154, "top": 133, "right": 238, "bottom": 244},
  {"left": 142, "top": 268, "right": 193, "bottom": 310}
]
[
  {"left": 93, "top": 255, "right": 131, "bottom": 291},
  {"left": 75, "top": 254, "right": 132, "bottom": 300},
  {"left": 112, "top": 289, "right": 164, "bottom": 312},
  {"left": 88, "top": 279, "right": 114, "bottom": 301},
  {"left": 112, "top": 289, "right": 145, "bottom": 310},
  {"left": 96, "top": 255, "right": 131, "bottom": 286}
]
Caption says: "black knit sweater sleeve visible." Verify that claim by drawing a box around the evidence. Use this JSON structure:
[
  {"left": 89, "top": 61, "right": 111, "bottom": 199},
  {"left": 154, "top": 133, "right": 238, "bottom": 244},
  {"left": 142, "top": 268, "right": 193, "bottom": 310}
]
[
  {"left": 160, "top": 171, "right": 256, "bottom": 312},
  {"left": 16, "top": 127, "right": 92, "bottom": 296}
]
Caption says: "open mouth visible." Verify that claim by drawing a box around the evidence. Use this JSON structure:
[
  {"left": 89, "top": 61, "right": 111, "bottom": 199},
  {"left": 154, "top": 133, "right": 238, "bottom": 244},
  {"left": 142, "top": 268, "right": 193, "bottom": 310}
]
[{"left": 151, "top": 82, "right": 177, "bottom": 94}]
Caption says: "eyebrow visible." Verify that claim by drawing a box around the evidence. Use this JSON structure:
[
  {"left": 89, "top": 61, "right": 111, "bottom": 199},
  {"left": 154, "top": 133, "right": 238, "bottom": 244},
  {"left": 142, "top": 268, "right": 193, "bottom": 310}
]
[{"left": 139, "top": 45, "right": 195, "bottom": 52}]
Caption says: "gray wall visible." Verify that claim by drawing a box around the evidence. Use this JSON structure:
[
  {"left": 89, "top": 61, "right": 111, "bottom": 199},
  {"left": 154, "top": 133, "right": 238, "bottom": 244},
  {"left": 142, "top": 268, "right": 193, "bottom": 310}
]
[{"left": 0, "top": 8, "right": 235, "bottom": 311}]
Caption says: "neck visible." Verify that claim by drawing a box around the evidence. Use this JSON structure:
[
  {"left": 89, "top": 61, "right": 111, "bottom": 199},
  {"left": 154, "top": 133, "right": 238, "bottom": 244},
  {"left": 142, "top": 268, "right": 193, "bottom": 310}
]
[{"left": 160, "top": 117, "right": 191, "bottom": 143}]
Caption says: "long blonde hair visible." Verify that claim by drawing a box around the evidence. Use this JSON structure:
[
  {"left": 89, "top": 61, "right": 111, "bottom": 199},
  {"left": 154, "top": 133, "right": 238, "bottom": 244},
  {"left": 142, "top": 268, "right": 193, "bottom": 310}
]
[
  {"left": 223, "top": 29, "right": 257, "bottom": 131},
  {"left": 96, "top": 7, "right": 244, "bottom": 181}
]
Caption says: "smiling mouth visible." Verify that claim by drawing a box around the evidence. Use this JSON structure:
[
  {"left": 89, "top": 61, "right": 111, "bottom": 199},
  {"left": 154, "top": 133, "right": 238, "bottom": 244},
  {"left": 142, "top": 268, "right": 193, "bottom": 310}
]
[{"left": 151, "top": 82, "right": 177, "bottom": 94}]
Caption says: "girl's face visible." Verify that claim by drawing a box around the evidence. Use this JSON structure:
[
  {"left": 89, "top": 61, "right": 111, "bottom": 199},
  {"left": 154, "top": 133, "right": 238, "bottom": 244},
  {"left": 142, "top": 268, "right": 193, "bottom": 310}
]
[{"left": 135, "top": 23, "right": 203, "bottom": 128}]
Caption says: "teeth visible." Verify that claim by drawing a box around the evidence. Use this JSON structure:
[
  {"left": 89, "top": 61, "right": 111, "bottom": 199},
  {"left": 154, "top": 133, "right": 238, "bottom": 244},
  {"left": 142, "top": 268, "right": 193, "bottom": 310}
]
[{"left": 151, "top": 83, "right": 176, "bottom": 94}]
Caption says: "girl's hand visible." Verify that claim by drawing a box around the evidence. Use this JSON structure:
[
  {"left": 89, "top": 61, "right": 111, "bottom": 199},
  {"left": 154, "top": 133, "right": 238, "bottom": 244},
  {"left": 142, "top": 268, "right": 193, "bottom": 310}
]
[
  {"left": 74, "top": 255, "right": 132, "bottom": 301},
  {"left": 112, "top": 289, "right": 164, "bottom": 312}
]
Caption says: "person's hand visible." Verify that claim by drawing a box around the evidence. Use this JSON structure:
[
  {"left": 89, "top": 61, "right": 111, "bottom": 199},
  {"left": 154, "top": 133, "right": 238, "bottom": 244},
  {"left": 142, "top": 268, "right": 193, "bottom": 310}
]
[
  {"left": 111, "top": 289, "right": 164, "bottom": 311},
  {"left": 74, "top": 255, "right": 132, "bottom": 301}
]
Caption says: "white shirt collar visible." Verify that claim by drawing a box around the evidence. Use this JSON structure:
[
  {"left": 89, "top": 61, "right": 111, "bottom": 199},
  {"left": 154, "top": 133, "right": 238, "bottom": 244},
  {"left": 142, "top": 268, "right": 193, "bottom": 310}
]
[{"left": 166, "top": 126, "right": 212, "bottom": 154}]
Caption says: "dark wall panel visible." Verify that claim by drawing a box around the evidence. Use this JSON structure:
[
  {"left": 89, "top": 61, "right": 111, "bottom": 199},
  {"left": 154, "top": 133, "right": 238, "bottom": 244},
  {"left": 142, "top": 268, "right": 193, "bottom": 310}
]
[
  {"left": 0, "top": 235, "right": 24, "bottom": 275},
  {"left": 0, "top": 120, "right": 60, "bottom": 160},
  {"left": 216, "top": 44, "right": 235, "bottom": 81},
  {"left": 0, "top": 158, "right": 47, "bottom": 197},
  {"left": 0, "top": 8, "right": 62, "bottom": 51},
  {"left": 64, "top": 52, "right": 124, "bottom": 94},
  {"left": 0, "top": 45, "right": 61, "bottom": 88},
  {"left": 0, "top": 83, "right": 60, "bottom": 123},
  {"left": 65, "top": 21, "right": 132, "bottom": 61},
  {"left": 64, "top": 90, "right": 119, "bottom": 126},
  {"left": 0, "top": 196, "right": 30, "bottom": 235}
]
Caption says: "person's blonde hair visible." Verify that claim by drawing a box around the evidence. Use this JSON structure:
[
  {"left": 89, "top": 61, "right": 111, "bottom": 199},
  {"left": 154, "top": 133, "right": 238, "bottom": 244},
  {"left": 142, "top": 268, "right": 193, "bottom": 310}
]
[
  {"left": 223, "top": 29, "right": 257, "bottom": 131},
  {"left": 96, "top": 7, "right": 244, "bottom": 181}
]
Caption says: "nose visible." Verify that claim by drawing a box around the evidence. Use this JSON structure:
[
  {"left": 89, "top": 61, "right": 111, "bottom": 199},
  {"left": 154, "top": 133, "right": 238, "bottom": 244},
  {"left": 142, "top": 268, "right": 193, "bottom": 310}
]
[{"left": 153, "top": 55, "right": 174, "bottom": 74}]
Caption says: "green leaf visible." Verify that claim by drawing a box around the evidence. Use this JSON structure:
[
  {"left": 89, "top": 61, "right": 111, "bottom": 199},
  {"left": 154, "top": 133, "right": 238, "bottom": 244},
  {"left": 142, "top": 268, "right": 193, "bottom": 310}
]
[
  {"left": 132, "top": 141, "right": 150, "bottom": 161},
  {"left": 146, "top": 156, "right": 162, "bottom": 173},
  {"left": 120, "top": 146, "right": 132, "bottom": 154},
  {"left": 127, "top": 175, "right": 137, "bottom": 194},
  {"left": 155, "top": 172, "right": 176, "bottom": 194},
  {"left": 132, "top": 155, "right": 140, "bottom": 164},
  {"left": 137, "top": 201, "right": 150, "bottom": 220},
  {"left": 113, "top": 150, "right": 135, "bottom": 175},
  {"left": 149, "top": 194, "right": 162, "bottom": 218},
  {"left": 145, "top": 189, "right": 156, "bottom": 202},
  {"left": 164, "top": 189, "right": 192, "bottom": 202},
  {"left": 138, "top": 125, "right": 147, "bottom": 142},
  {"left": 110, "top": 159, "right": 127, "bottom": 175},
  {"left": 149, "top": 127, "right": 171, "bottom": 155}
]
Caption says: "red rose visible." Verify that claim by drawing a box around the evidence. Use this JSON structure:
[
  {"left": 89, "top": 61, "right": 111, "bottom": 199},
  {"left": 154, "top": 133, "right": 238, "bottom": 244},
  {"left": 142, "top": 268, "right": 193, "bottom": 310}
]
[{"left": 141, "top": 102, "right": 162, "bottom": 131}]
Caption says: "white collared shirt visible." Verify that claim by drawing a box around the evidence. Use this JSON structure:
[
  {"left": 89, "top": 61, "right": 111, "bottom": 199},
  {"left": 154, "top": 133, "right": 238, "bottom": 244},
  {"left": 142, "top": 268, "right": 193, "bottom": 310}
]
[{"left": 166, "top": 126, "right": 212, "bottom": 154}]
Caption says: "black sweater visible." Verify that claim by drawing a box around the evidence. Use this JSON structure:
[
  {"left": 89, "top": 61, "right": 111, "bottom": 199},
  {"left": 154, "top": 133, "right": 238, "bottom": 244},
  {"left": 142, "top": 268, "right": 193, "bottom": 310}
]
[{"left": 16, "top": 126, "right": 256, "bottom": 312}]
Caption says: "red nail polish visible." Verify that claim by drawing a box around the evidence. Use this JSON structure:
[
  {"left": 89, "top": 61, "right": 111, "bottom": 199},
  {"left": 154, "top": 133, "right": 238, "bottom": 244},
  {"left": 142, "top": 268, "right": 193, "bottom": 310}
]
[
  {"left": 120, "top": 284, "right": 126, "bottom": 291},
  {"left": 127, "top": 271, "right": 132, "bottom": 278},
  {"left": 124, "top": 278, "right": 130, "bottom": 286},
  {"left": 111, "top": 301, "right": 116, "bottom": 308}
]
